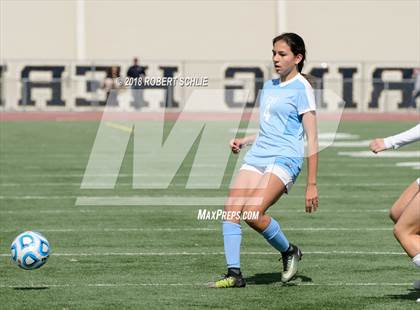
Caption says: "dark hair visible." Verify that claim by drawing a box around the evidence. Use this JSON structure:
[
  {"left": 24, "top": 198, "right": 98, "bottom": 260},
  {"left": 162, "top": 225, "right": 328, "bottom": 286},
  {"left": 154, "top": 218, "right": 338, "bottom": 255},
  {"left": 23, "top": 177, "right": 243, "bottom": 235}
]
[{"left": 272, "top": 33, "right": 306, "bottom": 73}]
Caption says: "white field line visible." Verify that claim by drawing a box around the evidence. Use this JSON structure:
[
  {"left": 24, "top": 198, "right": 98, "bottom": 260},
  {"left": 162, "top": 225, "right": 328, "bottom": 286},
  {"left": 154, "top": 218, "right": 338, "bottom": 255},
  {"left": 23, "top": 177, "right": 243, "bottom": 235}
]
[
  {"left": 0, "top": 196, "right": 77, "bottom": 200},
  {"left": 0, "top": 194, "right": 401, "bottom": 201},
  {"left": 0, "top": 282, "right": 413, "bottom": 289},
  {"left": 74, "top": 194, "right": 400, "bottom": 206},
  {"left": 0, "top": 173, "right": 244, "bottom": 178},
  {"left": 0, "top": 153, "right": 411, "bottom": 160},
  {"left": 1, "top": 158, "right": 418, "bottom": 165},
  {"left": 0, "top": 228, "right": 219, "bottom": 233},
  {"left": 0, "top": 172, "right": 415, "bottom": 178},
  {"left": 0, "top": 182, "right": 413, "bottom": 187},
  {"left": 1, "top": 150, "right": 384, "bottom": 160},
  {"left": 396, "top": 162, "right": 420, "bottom": 167},
  {"left": 319, "top": 141, "right": 370, "bottom": 147},
  {"left": 396, "top": 161, "right": 420, "bottom": 170},
  {"left": 0, "top": 250, "right": 406, "bottom": 257},
  {"left": 0, "top": 164, "right": 414, "bottom": 174},
  {"left": 338, "top": 151, "right": 420, "bottom": 158},
  {"left": 0, "top": 209, "right": 389, "bottom": 214},
  {"left": 0, "top": 282, "right": 413, "bottom": 288},
  {"left": 1, "top": 156, "right": 419, "bottom": 164},
  {"left": 0, "top": 210, "right": 97, "bottom": 214},
  {"left": 0, "top": 227, "right": 393, "bottom": 233},
  {"left": 317, "top": 133, "right": 360, "bottom": 140}
]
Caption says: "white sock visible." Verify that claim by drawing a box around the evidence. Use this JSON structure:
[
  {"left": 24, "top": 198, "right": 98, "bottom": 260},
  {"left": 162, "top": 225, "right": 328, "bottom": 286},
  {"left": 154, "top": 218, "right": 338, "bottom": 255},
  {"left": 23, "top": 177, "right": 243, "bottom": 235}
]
[{"left": 413, "top": 253, "right": 420, "bottom": 268}]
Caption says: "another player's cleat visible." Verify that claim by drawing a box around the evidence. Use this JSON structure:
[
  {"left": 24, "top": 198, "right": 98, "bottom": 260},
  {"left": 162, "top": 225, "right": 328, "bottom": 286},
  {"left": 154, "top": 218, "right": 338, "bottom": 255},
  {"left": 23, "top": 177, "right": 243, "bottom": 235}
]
[
  {"left": 209, "top": 271, "right": 246, "bottom": 288},
  {"left": 280, "top": 243, "right": 302, "bottom": 283},
  {"left": 413, "top": 280, "right": 420, "bottom": 290}
]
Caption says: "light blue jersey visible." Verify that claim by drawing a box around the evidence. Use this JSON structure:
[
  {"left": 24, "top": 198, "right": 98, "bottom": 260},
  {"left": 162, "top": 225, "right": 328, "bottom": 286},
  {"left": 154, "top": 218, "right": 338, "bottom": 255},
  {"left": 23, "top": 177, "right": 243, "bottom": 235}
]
[{"left": 243, "top": 73, "right": 316, "bottom": 178}]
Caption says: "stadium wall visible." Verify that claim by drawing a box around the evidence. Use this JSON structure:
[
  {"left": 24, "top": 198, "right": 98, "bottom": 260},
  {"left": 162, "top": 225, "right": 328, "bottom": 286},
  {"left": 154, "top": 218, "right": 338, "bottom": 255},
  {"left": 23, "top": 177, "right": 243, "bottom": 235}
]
[{"left": 0, "top": 1, "right": 419, "bottom": 112}]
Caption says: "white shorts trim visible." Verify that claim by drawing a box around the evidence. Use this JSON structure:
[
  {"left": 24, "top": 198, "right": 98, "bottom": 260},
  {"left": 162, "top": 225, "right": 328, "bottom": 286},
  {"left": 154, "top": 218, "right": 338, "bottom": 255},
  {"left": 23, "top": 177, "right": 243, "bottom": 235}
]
[{"left": 240, "top": 163, "right": 294, "bottom": 193}]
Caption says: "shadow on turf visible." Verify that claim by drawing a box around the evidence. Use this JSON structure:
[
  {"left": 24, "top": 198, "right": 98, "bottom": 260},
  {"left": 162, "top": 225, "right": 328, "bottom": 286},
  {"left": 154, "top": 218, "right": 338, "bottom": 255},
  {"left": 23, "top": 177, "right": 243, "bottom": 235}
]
[
  {"left": 245, "top": 273, "right": 312, "bottom": 285},
  {"left": 386, "top": 289, "right": 420, "bottom": 301},
  {"left": 13, "top": 287, "right": 49, "bottom": 291}
]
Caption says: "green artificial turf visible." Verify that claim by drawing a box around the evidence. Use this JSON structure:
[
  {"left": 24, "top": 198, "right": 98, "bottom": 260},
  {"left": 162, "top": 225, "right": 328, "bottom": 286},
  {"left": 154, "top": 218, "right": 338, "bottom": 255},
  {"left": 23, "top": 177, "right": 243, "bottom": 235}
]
[{"left": 0, "top": 119, "right": 419, "bottom": 309}]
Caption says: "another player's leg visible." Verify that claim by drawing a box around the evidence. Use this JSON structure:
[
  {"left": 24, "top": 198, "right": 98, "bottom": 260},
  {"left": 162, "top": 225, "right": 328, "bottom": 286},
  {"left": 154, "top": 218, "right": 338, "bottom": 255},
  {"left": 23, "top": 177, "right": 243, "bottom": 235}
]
[
  {"left": 392, "top": 190, "right": 420, "bottom": 291},
  {"left": 393, "top": 191, "right": 420, "bottom": 259},
  {"left": 210, "top": 167, "right": 264, "bottom": 288},
  {"left": 390, "top": 179, "right": 420, "bottom": 292},
  {"left": 389, "top": 180, "right": 419, "bottom": 223},
  {"left": 242, "top": 169, "right": 302, "bottom": 283}
]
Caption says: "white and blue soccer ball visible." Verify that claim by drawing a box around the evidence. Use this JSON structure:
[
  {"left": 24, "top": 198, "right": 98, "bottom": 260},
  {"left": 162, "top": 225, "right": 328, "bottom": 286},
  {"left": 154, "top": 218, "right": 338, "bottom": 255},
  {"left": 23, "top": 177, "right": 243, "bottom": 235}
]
[{"left": 10, "top": 231, "right": 50, "bottom": 270}]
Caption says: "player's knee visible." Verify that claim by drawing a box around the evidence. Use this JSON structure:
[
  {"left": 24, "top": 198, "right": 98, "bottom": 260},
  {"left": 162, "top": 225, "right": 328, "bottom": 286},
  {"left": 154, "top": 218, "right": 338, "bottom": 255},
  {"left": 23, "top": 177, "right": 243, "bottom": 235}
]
[
  {"left": 242, "top": 205, "right": 263, "bottom": 227},
  {"left": 224, "top": 197, "right": 245, "bottom": 212},
  {"left": 393, "top": 224, "right": 404, "bottom": 240},
  {"left": 389, "top": 209, "right": 398, "bottom": 223}
]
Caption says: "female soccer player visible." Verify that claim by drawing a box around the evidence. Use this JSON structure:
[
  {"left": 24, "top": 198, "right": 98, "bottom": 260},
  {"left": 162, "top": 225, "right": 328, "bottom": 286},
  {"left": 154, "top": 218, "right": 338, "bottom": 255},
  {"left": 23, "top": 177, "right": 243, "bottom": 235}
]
[
  {"left": 211, "top": 33, "right": 319, "bottom": 288},
  {"left": 369, "top": 124, "right": 420, "bottom": 293}
]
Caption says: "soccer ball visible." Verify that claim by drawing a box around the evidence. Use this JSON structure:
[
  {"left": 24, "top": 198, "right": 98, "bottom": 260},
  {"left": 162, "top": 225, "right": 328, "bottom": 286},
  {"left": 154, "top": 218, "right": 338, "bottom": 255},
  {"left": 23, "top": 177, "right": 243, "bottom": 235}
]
[{"left": 10, "top": 231, "right": 50, "bottom": 270}]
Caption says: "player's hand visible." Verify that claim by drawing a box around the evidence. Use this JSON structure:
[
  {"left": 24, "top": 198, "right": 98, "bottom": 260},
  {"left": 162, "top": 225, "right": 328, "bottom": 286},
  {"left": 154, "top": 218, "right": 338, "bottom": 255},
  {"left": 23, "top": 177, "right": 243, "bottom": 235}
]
[
  {"left": 305, "top": 184, "right": 318, "bottom": 213},
  {"left": 229, "top": 138, "right": 243, "bottom": 154},
  {"left": 369, "top": 138, "right": 386, "bottom": 154}
]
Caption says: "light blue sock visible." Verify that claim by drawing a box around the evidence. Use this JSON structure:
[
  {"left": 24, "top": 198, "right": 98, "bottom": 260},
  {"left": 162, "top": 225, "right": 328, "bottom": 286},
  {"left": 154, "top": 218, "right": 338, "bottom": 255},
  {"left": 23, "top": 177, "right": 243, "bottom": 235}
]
[
  {"left": 223, "top": 221, "right": 241, "bottom": 268},
  {"left": 261, "top": 217, "right": 289, "bottom": 253}
]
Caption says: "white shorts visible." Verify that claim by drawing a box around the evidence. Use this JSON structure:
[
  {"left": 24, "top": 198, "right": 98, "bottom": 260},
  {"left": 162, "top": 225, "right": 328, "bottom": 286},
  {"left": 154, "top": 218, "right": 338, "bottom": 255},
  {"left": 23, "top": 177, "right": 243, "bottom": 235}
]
[
  {"left": 239, "top": 163, "right": 294, "bottom": 193},
  {"left": 417, "top": 177, "right": 420, "bottom": 186}
]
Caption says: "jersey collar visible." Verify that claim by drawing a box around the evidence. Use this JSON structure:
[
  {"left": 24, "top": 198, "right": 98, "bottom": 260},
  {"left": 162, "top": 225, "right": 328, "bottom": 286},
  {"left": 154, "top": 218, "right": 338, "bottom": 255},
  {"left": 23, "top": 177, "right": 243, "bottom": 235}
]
[{"left": 278, "top": 73, "right": 301, "bottom": 88}]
